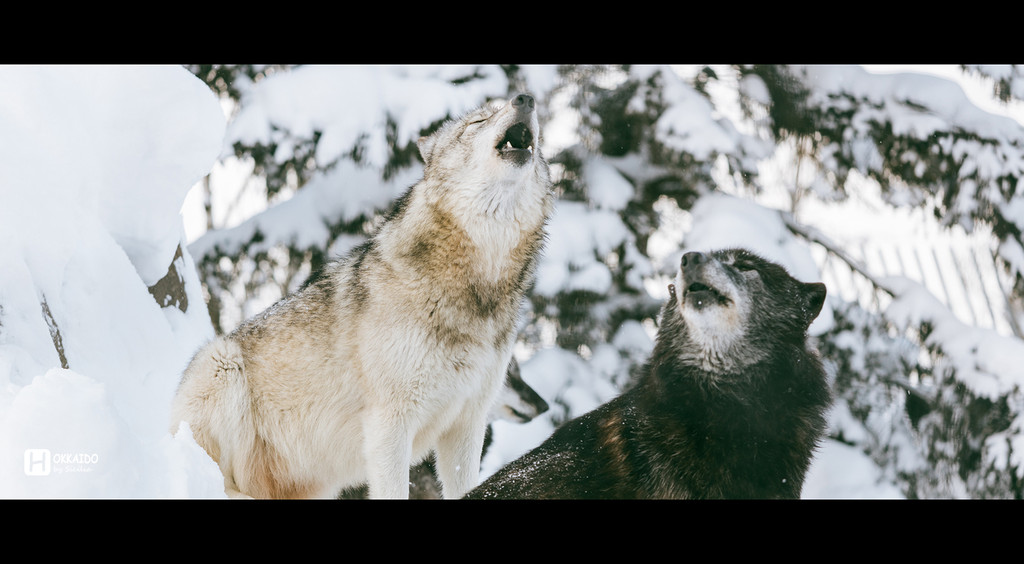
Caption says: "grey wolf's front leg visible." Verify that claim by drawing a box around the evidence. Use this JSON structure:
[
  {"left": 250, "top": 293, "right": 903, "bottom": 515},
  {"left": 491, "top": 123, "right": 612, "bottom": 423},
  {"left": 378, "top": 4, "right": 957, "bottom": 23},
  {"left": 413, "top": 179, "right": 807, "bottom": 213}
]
[
  {"left": 363, "top": 410, "right": 413, "bottom": 499},
  {"left": 434, "top": 411, "right": 488, "bottom": 499}
]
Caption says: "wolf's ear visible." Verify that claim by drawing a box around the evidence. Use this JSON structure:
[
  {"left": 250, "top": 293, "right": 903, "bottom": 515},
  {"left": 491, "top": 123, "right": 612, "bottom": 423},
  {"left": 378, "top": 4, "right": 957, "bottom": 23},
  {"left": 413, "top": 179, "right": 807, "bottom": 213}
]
[
  {"left": 802, "top": 282, "right": 827, "bottom": 325},
  {"left": 417, "top": 134, "right": 436, "bottom": 165}
]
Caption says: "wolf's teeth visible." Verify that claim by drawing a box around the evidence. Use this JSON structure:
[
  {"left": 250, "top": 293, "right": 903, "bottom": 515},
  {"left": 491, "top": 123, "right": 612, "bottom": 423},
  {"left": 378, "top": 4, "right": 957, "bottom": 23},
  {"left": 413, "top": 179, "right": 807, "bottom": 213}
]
[
  {"left": 527, "top": 145, "right": 533, "bottom": 154},
  {"left": 505, "top": 141, "right": 513, "bottom": 149}
]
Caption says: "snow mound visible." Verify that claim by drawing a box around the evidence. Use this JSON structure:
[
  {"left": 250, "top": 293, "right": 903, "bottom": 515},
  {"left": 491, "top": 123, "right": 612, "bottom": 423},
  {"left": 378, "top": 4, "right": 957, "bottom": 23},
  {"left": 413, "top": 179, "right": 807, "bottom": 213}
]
[{"left": 0, "top": 65, "right": 226, "bottom": 498}]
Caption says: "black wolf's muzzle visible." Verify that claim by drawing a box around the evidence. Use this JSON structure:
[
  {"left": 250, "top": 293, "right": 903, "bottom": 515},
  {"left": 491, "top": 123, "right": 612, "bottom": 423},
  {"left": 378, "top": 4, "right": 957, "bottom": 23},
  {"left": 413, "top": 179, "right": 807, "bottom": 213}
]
[{"left": 680, "top": 251, "right": 730, "bottom": 308}]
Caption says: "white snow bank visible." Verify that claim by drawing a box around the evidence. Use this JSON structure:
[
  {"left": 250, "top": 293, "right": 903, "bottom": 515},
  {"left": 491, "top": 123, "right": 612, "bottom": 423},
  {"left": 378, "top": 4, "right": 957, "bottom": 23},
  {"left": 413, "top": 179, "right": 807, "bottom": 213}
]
[
  {"left": 803, "top": 439, "right": 905, "bottom": 499},
  {"left": 0, "top": 65, "right": 226, "bottom": 498}
]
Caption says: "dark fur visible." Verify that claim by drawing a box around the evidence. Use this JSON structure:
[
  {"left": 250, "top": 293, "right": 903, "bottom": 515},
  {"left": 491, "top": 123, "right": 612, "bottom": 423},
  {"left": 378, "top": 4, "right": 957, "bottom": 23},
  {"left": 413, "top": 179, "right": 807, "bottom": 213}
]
[{"left": 465, "top": 248, "right": 831, "bottom": 499}]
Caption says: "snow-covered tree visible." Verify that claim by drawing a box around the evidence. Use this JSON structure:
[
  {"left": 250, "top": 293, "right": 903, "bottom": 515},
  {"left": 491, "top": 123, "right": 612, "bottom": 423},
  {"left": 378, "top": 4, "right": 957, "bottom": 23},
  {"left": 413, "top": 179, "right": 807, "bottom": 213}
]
[{"left": 723, "top": 64, "right": 1024, "bottom": 498}]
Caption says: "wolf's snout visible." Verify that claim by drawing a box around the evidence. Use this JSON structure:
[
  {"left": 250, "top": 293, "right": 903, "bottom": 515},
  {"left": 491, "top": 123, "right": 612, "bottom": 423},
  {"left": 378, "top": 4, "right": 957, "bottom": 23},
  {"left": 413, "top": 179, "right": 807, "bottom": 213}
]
[
  {"left": 679, "top": 251, "right": 729, "bottom": 307},
  {"left": 512, "top": 93, "right": 535, "bottom": 113},
  {"left": 681, "top": 251, "right": 704, "bottom": 268},
  {"left": 497, "top": 94, "right": 538, "bottom": 166}
]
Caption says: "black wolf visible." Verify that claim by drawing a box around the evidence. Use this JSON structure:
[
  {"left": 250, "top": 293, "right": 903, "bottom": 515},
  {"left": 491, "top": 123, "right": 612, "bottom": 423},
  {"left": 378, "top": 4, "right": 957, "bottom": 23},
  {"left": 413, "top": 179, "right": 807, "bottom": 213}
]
[{"left": 465, "top": 248, "right": 831, "bottom": 499}]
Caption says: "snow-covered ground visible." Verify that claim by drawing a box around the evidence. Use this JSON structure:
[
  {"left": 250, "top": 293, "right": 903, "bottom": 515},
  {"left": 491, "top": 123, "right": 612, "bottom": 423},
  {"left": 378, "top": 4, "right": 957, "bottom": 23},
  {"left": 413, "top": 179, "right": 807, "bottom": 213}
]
[{"left": 3, "top": 64, "right": 1019, "bottom": 499}]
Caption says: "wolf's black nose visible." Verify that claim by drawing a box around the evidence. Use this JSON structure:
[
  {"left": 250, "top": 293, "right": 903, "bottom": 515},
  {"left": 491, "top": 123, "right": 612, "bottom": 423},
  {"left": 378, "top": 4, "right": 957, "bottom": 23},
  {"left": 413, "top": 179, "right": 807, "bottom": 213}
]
[
  {"left": 681, "top": 251, "right": 704, "bottom": 268},
  {"left": 512, "top": 93, "right": 535, "bottom": 112}
]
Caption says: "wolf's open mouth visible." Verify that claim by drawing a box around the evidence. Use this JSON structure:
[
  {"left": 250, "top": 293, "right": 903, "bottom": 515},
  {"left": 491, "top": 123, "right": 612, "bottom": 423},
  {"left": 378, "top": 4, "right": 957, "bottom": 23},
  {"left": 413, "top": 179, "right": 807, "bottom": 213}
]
[
  {"left": 497, "top": 122, "right": 534, "bottom": 164},
  {"left": 684, "top": 282, "right": 731, "bottom": 306}
]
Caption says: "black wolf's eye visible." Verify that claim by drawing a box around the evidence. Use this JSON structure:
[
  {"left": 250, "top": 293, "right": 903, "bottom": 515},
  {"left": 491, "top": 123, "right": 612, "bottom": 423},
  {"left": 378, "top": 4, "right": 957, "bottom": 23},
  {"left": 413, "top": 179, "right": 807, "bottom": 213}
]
[{"left": 734, "top": 262, "right": 758, "bottom": 273}]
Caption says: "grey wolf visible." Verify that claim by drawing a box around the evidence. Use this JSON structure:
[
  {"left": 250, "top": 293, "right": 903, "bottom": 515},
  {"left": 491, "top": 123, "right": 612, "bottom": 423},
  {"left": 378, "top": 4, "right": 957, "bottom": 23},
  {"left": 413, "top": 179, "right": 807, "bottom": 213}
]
[
  {"left": 170, "top": 93, "right": 553, "bottom": 499},
  {"left": 338, "top": 357, "right": 549, "bottom": 499},
  {"left": 466, "top": 248, "right": 831, "bottom": 499}
]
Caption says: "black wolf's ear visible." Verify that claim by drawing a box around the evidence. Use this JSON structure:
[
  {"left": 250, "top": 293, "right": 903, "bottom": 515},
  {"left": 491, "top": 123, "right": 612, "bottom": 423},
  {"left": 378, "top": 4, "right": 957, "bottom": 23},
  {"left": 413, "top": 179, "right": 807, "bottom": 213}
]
[
  {"left": 417, "top": 134, "right": 436, "bottom": 164},
  {"left": 802, "top": 282, "right": 827, "bottom": 325}
]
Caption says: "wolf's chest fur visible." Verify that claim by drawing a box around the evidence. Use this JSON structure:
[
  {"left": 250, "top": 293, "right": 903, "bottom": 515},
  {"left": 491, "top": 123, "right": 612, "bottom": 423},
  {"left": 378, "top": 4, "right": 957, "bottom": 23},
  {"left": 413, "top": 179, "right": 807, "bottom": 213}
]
[{"left": 375, "top": 193, "right": 546, "bottom": 348}]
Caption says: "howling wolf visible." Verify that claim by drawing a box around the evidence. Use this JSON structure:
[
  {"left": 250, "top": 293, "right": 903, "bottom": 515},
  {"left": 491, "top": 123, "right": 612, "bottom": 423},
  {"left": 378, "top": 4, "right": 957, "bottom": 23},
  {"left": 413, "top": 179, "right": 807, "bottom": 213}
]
[
  {"left": 466, "top": 248, "right": 831, "bottom": 499},
  {"left": 171, "top": 93, "right": 553, "bottom": 499}
]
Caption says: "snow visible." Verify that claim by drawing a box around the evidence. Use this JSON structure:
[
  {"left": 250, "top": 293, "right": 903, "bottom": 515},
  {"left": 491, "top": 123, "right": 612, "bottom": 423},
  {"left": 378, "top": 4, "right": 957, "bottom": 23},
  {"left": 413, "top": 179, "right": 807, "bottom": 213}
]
[
  {"left": 225, "top": 65, "right": 509, "bottom": 171},
  {"left": 632, "top": 65, "right": 762, "bottom": 161},
  {"left": 0, "top": 65, "right": 225, "bottom": 498},
  {"left": 2, "top": 64, "right": 1012, "bottom": 499},
  {"left": 534, "top": 200, "right": 633, "bottom": 297},
  {"left": 582, "top": 156, "right": 635, "bottom": 211},
  {"left": 802, "top": 439, "right": 905, "bottom": 499},
  {"left": 801, "top": 65, "right": 1012, "bottom": 137},
  {"left": 189, "top": 160, "right": 420, "bottom": 261},
  {"left": 884, "top": 276, "right": 1024, "bottom": 400}
]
